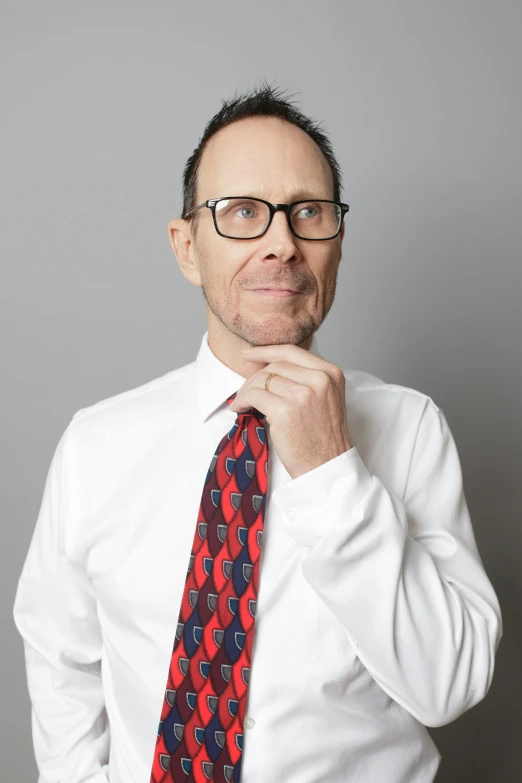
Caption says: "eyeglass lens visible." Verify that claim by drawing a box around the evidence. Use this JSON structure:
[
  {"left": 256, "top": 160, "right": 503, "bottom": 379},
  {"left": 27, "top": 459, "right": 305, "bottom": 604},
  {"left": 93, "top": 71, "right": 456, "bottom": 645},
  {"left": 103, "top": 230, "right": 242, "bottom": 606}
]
[{"left": 214, "top": 198, "right": 342, "bottom": 239}]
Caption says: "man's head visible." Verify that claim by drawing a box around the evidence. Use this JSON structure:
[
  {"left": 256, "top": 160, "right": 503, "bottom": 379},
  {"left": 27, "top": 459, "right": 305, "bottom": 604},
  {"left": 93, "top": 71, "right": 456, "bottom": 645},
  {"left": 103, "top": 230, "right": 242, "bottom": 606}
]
[{"left": 169, "top": 83, "right": 347, "bottom": 354}]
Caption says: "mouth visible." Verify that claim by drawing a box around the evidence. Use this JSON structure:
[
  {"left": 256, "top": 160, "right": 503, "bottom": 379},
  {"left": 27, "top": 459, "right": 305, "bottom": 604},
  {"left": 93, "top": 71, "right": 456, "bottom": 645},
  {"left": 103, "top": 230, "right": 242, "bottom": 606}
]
[{"left": 249, "top": 288, "right": 300, "bottom": 298}]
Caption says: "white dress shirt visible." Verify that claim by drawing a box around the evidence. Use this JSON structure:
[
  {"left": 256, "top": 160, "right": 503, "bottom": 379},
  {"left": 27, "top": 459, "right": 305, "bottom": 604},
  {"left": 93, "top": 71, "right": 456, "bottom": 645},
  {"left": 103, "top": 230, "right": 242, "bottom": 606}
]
[{"left": 13, "top": 329, "right": 503, "bottom": 783}]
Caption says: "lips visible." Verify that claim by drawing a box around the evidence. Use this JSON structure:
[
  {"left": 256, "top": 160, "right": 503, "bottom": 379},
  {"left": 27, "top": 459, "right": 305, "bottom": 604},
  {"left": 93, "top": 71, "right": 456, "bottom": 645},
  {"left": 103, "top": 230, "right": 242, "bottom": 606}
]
[
  {"left": 250, "top": 287, "right": 300, "bottom": 293},
  {"left": 250, "top": 288, "right": 299, "bottom": 298}
]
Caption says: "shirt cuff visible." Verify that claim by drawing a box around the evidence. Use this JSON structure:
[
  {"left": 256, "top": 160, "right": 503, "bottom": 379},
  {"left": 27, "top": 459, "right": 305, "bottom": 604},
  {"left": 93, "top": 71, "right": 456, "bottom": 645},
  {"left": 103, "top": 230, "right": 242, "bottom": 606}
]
[{"left": 270, "top": 446, "right": 374, "bottom": 547}]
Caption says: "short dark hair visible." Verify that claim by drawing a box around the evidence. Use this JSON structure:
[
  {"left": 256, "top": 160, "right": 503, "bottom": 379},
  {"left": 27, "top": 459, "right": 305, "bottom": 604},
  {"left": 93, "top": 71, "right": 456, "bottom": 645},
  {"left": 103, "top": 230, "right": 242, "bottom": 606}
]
[{"left": 180, "top": 80, "right": 344, "bottom": 235}]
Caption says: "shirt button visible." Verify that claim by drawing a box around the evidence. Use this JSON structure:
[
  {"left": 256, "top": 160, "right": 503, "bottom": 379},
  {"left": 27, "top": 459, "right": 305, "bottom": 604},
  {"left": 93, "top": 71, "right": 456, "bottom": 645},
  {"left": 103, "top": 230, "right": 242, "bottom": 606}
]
[
  {"left": 244, "top": 717, "right": 255, "bottom": 729},
  {"left": 285, "top": 509, "right": 297, "bottom": 521}
]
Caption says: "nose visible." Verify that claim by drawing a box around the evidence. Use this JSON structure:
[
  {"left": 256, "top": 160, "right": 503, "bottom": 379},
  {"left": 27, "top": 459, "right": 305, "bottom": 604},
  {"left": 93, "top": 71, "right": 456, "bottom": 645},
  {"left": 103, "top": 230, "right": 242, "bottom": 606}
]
[
  {"left": 261, "top": 208, "right": 300, "bottom": 261},
  {"left": 270, "top": 207, "right": 293, "bottom": 234}
]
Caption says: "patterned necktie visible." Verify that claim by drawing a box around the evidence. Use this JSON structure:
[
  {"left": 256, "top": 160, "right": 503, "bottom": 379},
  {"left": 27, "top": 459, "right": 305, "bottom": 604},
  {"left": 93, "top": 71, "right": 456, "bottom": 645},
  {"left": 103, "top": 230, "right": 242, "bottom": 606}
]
[{"left": 150, "top": 391, "right": 269, "bottom": 783}]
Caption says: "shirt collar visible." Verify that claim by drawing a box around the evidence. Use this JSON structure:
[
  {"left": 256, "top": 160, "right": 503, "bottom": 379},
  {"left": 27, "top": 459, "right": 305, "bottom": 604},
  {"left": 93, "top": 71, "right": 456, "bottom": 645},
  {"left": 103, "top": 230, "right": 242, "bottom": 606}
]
[{"left": 194, "top": 329, "right": 325, "bottom": 423}]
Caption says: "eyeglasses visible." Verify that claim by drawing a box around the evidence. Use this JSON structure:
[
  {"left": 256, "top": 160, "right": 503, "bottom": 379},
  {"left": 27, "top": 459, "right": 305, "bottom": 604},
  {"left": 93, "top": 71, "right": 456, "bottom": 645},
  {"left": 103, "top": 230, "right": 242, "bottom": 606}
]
[{"left": 182, "top": 196, "right": 349, "bottom": 240}]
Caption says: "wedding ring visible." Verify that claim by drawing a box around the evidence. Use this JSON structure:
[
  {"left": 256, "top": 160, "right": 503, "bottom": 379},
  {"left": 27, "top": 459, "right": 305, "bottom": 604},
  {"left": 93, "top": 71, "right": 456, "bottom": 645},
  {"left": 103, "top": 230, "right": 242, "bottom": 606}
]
[{"left": 265, "top": 372, "right": 279, "bottom": 392}]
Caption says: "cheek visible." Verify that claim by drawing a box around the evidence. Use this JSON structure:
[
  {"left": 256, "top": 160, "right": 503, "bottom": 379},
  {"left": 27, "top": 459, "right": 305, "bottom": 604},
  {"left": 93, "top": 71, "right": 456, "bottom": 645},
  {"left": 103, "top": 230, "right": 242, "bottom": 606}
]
[
  {"left": 222, "top": 255, "right": 254, "bottom": 294},
  {"left": 310, "top": 261, "right": 330, "bottom": 291},
  {"left": 322, "top": 256, "right": 340, "bottom": 286},
  {"left": 197, "top": 252, "right": 225, "bottom": 288},
  {"left": 201, "top": 240, "right": 246, "bottom": 283},
  {"left": 207, "top": 264, "right": 243, "bottom": 304}
]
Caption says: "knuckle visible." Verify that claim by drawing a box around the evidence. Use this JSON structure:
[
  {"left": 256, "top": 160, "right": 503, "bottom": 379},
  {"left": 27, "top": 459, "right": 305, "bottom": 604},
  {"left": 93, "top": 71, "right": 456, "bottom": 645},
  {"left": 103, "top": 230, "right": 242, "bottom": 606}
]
[
  {"left": 317, "top": 370, "right": 331, "bottom": 389},
  {"left": 300, "top": 384, "right": 313, "bottom": 400}
]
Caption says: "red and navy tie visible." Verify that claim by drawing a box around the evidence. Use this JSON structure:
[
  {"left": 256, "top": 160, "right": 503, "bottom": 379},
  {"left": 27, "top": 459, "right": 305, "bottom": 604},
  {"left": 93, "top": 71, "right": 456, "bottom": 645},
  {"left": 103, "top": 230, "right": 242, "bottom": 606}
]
[{"left": 150, "top": 392, "right": 269, "bottom": 782}]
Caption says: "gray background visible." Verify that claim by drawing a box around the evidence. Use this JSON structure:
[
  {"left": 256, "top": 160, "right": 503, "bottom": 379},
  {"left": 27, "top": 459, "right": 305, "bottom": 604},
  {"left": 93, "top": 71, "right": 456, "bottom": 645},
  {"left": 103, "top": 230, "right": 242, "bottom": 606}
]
[{"left": 2, "top": 1, "right": 520, "bottom": 779}]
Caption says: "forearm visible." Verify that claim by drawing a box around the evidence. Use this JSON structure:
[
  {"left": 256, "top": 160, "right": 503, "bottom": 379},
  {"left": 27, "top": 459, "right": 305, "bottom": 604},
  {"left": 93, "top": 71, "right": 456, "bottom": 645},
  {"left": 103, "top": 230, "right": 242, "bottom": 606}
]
[
  {"left": 300, "top": 461, "right": 501, "bottom": 726},
  {"left": 271, "top": 403, "right": 503, "bottom": 727}
]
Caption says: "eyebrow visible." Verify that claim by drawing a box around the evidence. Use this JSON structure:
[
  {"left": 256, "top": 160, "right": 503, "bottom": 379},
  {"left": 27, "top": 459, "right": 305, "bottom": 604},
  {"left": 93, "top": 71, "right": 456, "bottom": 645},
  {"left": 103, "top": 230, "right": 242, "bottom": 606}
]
[{"left": 231, "top": 190, "right": 331, "bottom": 202}]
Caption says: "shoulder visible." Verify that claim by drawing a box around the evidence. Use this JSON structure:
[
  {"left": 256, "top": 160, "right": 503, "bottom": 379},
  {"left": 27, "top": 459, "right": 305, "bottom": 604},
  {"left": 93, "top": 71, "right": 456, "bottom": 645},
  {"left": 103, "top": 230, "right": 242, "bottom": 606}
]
[
  {"left": 63, "top": 360, "right": 197, "bottom": 462},
  {"left": 342, "top": 367, "right": 442, "bottom": 414},
  {"left": 53, "top": 361, "right": 197, "bottom": 511},
  {"left": 71, "top": 361, "right": 194, "bottom": 424}
]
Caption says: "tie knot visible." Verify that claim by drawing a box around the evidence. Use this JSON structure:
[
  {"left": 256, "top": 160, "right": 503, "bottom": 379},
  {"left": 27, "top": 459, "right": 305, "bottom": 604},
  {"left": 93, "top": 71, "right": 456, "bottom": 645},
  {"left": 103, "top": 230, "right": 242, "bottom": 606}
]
[{"left": 226, "top": 390, "right": 264, "bottom": 421}]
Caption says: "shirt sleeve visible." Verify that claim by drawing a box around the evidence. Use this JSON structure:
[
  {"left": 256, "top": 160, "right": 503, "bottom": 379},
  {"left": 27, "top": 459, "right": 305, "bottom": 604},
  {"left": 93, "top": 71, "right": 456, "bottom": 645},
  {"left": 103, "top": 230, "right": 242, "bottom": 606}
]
[
  {"left": 270, "top": 397, "right": 503, "bottom": 728},
  {"left": 12, "top": 420, "right": 110, "bottom": 783}
]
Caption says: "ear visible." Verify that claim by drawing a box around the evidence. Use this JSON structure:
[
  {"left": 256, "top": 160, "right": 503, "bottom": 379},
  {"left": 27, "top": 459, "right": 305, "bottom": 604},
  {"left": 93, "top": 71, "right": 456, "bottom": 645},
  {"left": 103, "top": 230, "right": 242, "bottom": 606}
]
[{"left": 168, "top": 218, "right": 202, "bottom": 287}]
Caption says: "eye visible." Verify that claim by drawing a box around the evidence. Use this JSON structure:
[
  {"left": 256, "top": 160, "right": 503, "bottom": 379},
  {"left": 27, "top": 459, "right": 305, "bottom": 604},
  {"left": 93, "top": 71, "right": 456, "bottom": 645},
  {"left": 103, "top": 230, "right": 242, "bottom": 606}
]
[
  {"left": 295, "top": 204, "right": 319, "bottom": 219},
  {"left": 237, "top": 206, "right": 256, "bottom": 219}
]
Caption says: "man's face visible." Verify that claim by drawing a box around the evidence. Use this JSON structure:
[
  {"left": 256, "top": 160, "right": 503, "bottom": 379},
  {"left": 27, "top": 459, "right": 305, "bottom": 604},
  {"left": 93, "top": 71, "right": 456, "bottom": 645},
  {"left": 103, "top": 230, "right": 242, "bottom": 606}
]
[{"left": 170, "top": 116, "right": 345, "bottom": 348}]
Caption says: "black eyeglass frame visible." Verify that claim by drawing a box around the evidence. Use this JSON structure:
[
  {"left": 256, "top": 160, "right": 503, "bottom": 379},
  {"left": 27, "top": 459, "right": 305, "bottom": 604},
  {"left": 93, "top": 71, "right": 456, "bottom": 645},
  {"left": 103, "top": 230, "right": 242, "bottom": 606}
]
[{"left": 182, "top": 196, "right": 350, "bottom": 241}]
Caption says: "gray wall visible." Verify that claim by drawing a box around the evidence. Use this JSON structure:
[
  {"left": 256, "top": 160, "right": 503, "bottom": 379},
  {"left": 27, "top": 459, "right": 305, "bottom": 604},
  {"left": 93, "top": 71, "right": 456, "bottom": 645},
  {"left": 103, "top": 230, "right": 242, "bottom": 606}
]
[{"left": 2, "top": 1, "right": 520, "bottom": 779}]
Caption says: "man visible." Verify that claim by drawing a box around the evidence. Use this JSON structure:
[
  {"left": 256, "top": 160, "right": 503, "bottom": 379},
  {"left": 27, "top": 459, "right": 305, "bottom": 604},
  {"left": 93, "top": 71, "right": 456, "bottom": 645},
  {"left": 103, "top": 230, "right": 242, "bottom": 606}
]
[{"left": 13, "top": 84, "right": 502, "bottom": 783}]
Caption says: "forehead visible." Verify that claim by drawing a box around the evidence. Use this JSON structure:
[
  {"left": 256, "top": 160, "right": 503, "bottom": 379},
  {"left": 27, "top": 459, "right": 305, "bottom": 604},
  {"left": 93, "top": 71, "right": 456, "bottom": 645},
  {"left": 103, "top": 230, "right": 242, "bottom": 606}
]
[{"left": 197, "top": 116, "right": 334, "bottom": 200}]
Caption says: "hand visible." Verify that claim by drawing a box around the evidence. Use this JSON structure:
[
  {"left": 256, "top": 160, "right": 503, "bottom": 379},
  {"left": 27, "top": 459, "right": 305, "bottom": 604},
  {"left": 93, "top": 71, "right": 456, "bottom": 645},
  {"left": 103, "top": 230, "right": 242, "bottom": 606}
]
[{"left": 229, "top": 344, "right": 352, "bottom": 480}]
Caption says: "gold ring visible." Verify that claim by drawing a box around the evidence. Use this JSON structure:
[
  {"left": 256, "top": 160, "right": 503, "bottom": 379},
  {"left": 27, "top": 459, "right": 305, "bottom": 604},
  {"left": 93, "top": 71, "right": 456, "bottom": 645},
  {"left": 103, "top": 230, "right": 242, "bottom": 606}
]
[{"left": 265, "top": 372, "right": 279, "bottom": 392}]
